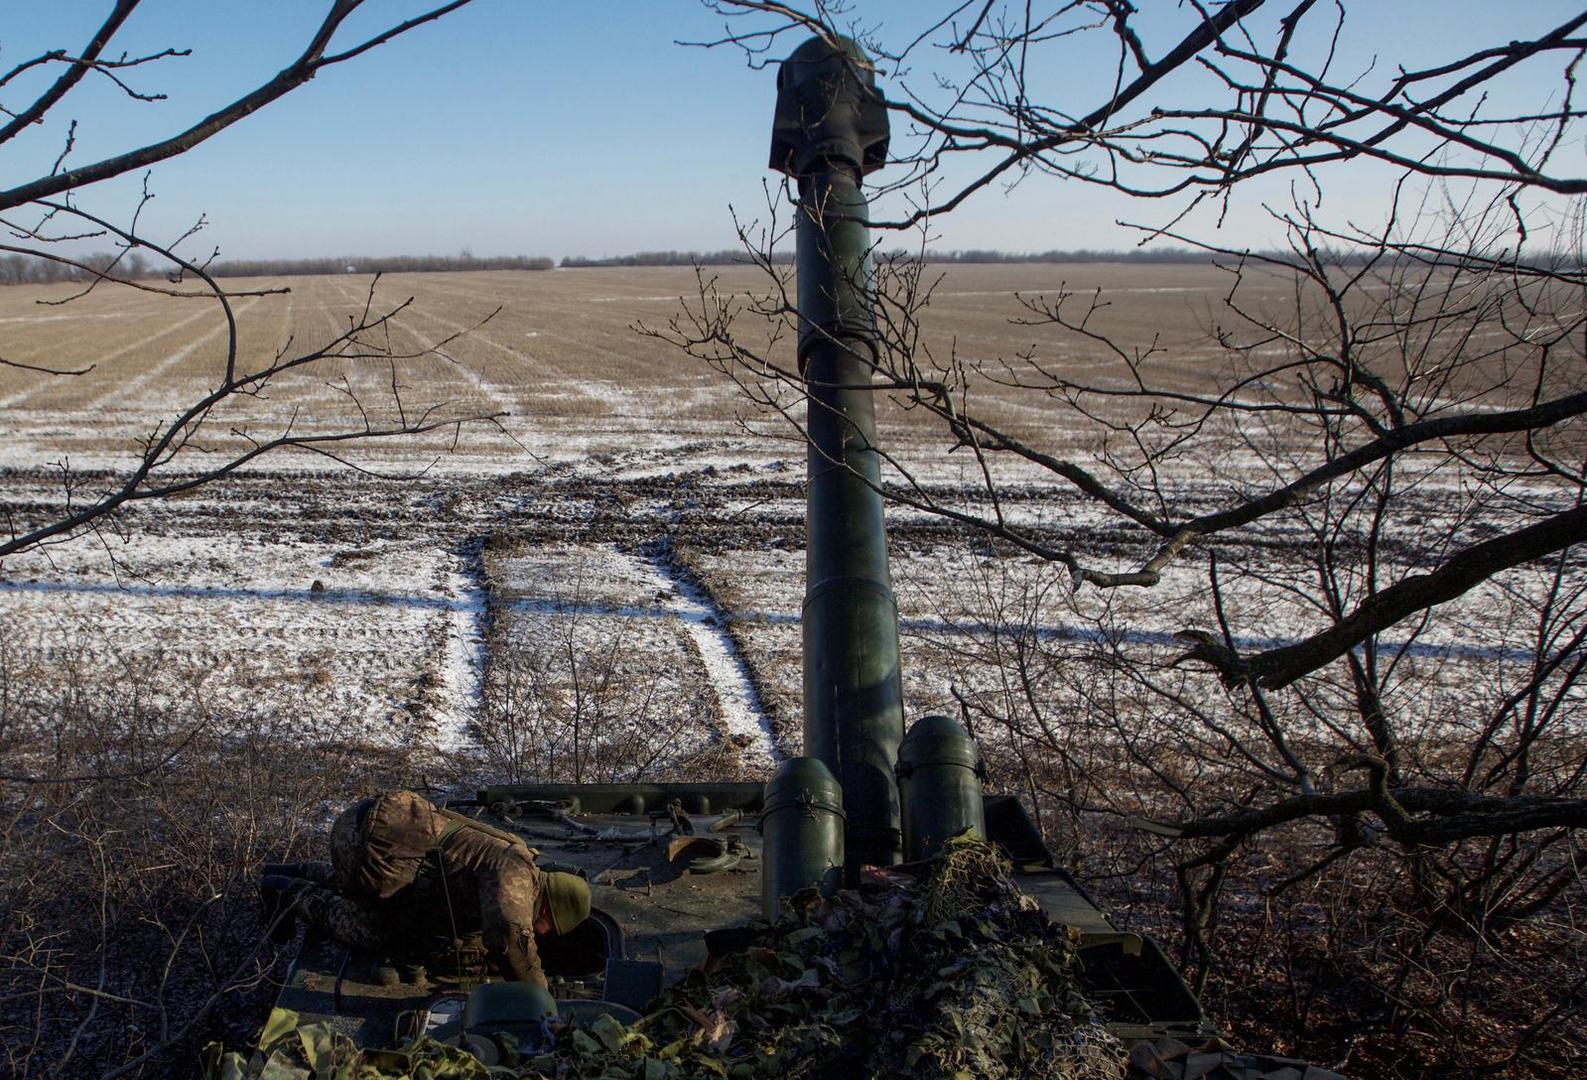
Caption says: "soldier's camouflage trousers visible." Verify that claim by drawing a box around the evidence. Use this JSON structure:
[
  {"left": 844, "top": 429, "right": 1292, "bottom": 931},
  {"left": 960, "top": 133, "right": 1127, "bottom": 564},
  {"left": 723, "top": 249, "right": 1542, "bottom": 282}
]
[
  {"left": 292, "top": 882, "right": 394, "bottom": 954},
  {"left": 289, "top": 875, "right": 490, "bottom": 974}
]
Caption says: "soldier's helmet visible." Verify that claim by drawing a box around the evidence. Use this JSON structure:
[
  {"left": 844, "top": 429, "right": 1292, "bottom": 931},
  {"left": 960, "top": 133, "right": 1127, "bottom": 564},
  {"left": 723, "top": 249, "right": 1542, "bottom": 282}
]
[
  {"left": 542, "top": 871, "right": 592, "bottom": 935},
  {"left": 329, "top": 797, "right": 374, "bottom": 889}
]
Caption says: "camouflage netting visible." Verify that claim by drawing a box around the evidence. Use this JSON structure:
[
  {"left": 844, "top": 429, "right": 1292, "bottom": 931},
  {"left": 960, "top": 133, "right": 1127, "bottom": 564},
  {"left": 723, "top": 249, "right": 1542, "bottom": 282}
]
[{"left": 205, "top": 836, "right": 1123, "bottom": 1080}]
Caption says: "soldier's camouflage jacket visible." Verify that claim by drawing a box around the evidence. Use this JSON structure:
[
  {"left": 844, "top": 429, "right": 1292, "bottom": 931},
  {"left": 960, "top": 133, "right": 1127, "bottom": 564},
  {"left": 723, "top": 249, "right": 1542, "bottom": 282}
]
[{"left": 292, "top": 790, "right": 548, "bottom": 987}]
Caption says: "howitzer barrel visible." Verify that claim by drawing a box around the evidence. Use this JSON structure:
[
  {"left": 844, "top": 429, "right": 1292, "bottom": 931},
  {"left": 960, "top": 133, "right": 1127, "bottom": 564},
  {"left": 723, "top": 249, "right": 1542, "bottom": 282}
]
[{"left": 771, "top": 35, "right": 902, "bottom": 880}]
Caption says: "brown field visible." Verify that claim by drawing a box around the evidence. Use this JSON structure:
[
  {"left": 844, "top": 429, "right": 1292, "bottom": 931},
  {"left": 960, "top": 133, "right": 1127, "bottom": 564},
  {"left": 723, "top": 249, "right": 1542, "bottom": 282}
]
[
  {"left": 1, "top": 264, "right": 1581, "bottom": 1078},
  {"left": 0, "top": 263, "right": 1287, "bottom": 470}
]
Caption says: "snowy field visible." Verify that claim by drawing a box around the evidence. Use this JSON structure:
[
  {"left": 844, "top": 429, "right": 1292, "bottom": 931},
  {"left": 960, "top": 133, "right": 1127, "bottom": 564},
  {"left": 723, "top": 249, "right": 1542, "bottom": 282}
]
[{"left": 0, "top": 265, "right": 1577, "bottom": 779}]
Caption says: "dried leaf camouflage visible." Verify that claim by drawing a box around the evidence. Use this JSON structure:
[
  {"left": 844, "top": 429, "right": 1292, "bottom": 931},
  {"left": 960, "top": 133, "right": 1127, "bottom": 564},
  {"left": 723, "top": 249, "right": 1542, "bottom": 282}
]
[{"left": 208, "top": 837, "right": 1123, "bottom": 1080}]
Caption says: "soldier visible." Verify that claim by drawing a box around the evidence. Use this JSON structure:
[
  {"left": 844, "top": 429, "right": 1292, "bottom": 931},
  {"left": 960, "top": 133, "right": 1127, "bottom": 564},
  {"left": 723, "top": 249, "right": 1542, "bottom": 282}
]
[{"left": 260, "top": 790, "right": 591, "bottom": 989}]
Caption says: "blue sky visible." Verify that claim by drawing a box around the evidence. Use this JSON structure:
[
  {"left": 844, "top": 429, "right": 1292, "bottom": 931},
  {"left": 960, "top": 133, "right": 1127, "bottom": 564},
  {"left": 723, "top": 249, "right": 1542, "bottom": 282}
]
[{"left": 3, "top": 2, "right": 1580, "bottom": 260}]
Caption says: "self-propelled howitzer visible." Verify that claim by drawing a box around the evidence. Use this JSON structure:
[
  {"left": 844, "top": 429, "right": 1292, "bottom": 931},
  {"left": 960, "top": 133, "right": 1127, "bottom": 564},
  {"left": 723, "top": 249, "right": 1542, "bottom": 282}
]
[{"left": 261, "top": 34, "right": 1289, "bottom": 1073}]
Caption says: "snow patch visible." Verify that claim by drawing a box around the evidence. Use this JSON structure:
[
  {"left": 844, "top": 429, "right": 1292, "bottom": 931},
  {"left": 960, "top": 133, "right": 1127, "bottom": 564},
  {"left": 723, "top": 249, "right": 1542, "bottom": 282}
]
[{"left": 426, "top": 551, "right": 488, "bottom": 754}]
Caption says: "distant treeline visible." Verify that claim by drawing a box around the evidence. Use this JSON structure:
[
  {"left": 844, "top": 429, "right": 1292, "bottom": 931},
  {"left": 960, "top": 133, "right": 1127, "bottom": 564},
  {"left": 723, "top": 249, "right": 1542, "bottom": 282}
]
[
  {"left": 917, "top": 247, "right": 1221, "bottom": 264},
  {"left": 210, "top": 254, "right": 555, "bottom": 277},
  {"left": 0, "top": 251, "right": 145, "bottom": 285},
  {"left": 560, "top": 250, "right": 794, "bottom": 268},
  {"left": 558, "top": 246, "right": 1587, "bottom": 272},
  {"left": 558, "top": 247, "right": 1231, "bottom": 268},
  {"left": 0, "top": 251, "right": 555, "bottom": 285},
  {"left": 4, "top": 247, "right": 1579, "bottom": 285}
]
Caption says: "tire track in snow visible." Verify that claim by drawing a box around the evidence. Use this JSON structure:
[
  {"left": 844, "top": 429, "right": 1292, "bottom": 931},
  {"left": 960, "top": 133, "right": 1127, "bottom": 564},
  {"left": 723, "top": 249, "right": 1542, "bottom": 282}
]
[
  {"left": 488, "top": 548, "right": 780, "bottom": 771},
  {"left": 638, "top": 548, "right": 778, "bottom": 772},
  {"left": 0, "top": 302, "right": 224, "bottom": 409},
  {"left": 86, "top": 297, "right": 263, "bottom": 412},
  {"left": 414, "top": 539, "right": 488, "bottom": 755},
  {"left": 322, "top": 278, "right": 515, "bottom": 418}
]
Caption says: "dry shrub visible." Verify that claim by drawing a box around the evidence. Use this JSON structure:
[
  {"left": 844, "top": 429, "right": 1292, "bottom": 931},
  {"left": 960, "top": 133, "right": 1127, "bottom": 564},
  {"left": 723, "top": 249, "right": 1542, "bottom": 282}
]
[
  {"left": 474, "top": 579, "right": 746, "bottom": 785},
  {"left": 0, "top": 630, "right": 421, "bottom": 1078},
  {"left": 902, "top": 551, "right": 1587, "bottom": 1078}
]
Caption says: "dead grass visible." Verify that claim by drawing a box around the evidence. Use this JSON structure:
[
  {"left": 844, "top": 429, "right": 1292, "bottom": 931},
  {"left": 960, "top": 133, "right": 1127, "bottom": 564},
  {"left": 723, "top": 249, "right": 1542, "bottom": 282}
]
[
  {"left": 1086, "top": 821, "right": 1587, "bottom": 1078},
  {"left": 0, "top": 631, "right": 431, "bottom": 1078}
]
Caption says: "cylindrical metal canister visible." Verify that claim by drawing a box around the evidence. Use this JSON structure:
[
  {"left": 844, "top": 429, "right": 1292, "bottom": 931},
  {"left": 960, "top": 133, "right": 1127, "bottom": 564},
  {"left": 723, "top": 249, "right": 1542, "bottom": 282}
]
[
  {"left": 760, "top": 756, "right": 845, "bottom": 921},
  {"left": 897, "top": 714, "right": 987, "bottom": 862},
  {"left": 462, "top": 980, "right": 558, "bottom": 1034}
]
